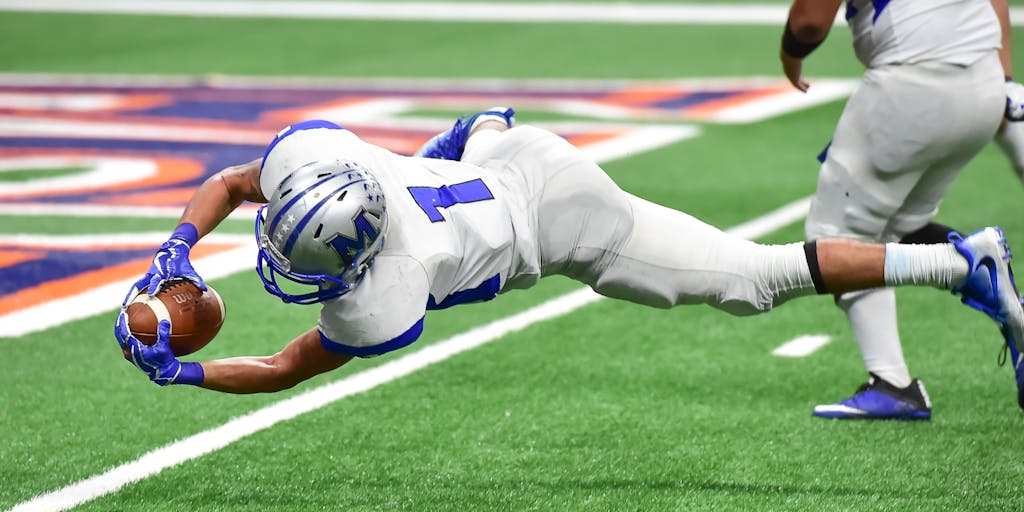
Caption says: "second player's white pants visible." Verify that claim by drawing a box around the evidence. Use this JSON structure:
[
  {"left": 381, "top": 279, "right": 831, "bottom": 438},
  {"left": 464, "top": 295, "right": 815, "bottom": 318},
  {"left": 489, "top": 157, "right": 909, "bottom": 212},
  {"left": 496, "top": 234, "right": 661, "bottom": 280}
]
[
  {"left": 801, "top": 51, "right": 1003, "bottom": 386},
  {"left": 805, "top": 52, "right": 1004, "bottom": 242}
]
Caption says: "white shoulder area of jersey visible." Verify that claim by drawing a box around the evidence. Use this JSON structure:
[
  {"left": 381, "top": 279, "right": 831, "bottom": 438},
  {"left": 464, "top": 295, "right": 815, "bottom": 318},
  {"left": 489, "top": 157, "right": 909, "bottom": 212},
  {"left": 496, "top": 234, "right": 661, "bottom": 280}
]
[
  {"left": 259, "top": 127, "right": 384, "bottom": 198},
  {"left": 318, "top": 254, "right": 429, "bottom": 349}
]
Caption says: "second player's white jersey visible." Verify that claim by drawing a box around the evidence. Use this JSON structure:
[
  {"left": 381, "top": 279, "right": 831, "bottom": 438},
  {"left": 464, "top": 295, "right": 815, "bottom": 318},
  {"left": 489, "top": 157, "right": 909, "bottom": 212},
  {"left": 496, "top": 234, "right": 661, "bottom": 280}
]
[
  {"left": 846, "top": 0, "right": 1000, "bottom": 68},
  {"left": 260, "top": 125, "right": 535, "bottom": 356}
]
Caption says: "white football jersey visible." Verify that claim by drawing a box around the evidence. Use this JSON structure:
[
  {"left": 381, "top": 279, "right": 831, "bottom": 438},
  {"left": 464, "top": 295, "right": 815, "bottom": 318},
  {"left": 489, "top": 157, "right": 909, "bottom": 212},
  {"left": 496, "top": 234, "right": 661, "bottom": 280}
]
[
  {"left": 260, "top": 123, "right": 528, "bottom": 356},
  {"left": 846, "top": 0, "right": 1000, "bottom": 67}
]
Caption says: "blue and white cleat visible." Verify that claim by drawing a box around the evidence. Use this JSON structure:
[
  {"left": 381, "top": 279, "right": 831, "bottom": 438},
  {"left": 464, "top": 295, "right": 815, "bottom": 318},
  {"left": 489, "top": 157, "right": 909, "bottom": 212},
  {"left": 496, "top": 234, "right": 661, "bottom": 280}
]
[
  {"left": 414, "top": 107, "right": 515, "bottom": 161},
  {"left": 813, "top": 374, "right": 932, "bottom": 420},
  {"left": 949, "top": 226, "right": 1024, "bottom": 410}
]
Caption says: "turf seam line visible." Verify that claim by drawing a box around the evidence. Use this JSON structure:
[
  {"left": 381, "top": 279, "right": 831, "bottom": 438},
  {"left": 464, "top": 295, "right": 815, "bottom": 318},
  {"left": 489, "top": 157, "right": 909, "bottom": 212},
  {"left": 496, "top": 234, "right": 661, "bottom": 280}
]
[
  {"left": 5, "top": 195, "right": 810, "bottom": 512},
  {"left": 771, "top": 334, "right": 832, "bottom": 357}
]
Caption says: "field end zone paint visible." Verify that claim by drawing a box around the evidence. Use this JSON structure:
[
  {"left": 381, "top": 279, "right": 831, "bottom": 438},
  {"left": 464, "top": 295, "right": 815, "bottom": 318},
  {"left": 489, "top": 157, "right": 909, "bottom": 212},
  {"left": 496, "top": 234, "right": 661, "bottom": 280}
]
[
  {"left": 0, "top": 73, "right": 856, "bottom": 221},
  {"left": 0, "top": 233, "right": 254, "bottom": 338},
  {"left": 5, "top": 195, "right": 811, "bottom": 512},
  {"left": 772, "top": 334, "right": 833, "bottom": 357}
]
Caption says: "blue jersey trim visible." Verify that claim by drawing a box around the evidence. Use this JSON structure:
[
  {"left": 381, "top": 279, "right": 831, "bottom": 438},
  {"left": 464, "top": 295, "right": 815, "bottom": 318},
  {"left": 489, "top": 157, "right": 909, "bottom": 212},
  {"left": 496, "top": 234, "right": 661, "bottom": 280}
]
[
  {"left": 871, "top": 0, "right": 890, "bottom": 22},
  {"left": 427, "top": 274, "right": 501, "bottom": 310},
  {"left": 816, "top": 140, "right": 832, "bottom": 164},
  {"left": 318, "top": 318, "right": 424, "bottom": 358},
  {"left": 260, "top": 119, "right": 344, "bottom": 173}
]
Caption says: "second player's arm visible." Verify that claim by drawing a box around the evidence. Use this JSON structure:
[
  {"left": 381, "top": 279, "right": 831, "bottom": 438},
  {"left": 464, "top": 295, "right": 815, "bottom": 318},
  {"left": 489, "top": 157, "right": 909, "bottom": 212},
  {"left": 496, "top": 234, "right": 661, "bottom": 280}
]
[
  {"left": 993, "top": 0, "right": 1013, "bottom": 78},
  {"left": 198, "top": 327, "right": 354, "bottom": 393},
  {"left": 780, "top": 0, "right": 844, "bottom": 92}
]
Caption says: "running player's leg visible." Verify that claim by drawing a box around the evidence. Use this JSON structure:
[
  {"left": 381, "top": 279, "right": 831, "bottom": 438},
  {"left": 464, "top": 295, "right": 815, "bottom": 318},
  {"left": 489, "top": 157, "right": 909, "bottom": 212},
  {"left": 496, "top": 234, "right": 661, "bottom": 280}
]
[
  {"left": 804, "top": 74, "right": 919, "bottom": 391},
  {"left": 806, "top": 56, "right": 1003, "bottom": 415}
]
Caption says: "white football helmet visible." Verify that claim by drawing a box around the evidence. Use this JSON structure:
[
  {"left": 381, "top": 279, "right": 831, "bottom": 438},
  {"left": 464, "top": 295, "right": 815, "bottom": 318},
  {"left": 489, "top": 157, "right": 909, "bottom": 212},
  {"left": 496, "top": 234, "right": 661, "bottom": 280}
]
[{"left": 256, "top": 159, "right": 388, "bottom": 304}]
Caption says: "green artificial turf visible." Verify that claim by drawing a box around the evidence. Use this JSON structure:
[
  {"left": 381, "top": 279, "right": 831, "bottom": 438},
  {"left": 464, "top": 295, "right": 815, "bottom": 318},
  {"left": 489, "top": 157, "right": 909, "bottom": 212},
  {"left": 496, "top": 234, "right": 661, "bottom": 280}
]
[{"left": 2, "top": 5, "right": 1023, "bottom": 512}]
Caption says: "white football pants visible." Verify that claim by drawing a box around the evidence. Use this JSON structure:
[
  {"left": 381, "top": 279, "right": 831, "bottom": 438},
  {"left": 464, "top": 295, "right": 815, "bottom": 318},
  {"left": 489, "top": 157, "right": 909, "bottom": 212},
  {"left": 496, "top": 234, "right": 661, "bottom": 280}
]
[{"left": 465, "top": 125, "right": 815, "bottom": 316}]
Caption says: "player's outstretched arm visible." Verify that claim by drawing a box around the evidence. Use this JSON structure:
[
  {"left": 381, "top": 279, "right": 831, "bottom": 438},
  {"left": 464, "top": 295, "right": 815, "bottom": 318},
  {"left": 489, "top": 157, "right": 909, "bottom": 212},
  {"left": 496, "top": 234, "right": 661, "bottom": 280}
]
[
  {"left": 198, "top": 328, "right": 354, "bottom": 394},
  {"left": 122, "top": 159, "right": 267, "bottom": 302},
  {"left": 779, "top": 0, "right": 843, "bottom": 92},
  {"left": 117, "top": 317, "right": 353, "bottom": 392}
]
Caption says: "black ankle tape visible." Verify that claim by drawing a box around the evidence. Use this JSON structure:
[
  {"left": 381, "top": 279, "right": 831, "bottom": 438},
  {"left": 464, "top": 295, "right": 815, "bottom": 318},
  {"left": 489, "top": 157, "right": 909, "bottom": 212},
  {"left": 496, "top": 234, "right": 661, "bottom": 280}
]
[{"left": 803, "top": 241, "right": 828, "bottom": 294}]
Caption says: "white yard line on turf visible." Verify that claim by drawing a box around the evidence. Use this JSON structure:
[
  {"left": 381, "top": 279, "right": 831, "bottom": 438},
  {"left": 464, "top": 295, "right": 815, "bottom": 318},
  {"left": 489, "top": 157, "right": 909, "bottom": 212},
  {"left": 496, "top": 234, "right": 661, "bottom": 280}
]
[
  {"left": 710, "top": 81, "right": 856, "bottom": 124},
  {"left": 772, "top": 334, "right": 832, "bottom": 357},
  {"left": 5, "top": 195, "right": 812, "bottom": 512},
  {"left": 0, "top": 1, "right": 1021, "bottom": 26}
]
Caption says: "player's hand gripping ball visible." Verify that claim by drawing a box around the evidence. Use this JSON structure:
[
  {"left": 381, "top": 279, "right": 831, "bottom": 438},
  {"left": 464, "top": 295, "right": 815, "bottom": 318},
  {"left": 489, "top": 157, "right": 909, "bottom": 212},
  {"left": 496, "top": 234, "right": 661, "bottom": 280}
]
[{"left": 125, "top": 279, "right": 226, "bottom": 356}]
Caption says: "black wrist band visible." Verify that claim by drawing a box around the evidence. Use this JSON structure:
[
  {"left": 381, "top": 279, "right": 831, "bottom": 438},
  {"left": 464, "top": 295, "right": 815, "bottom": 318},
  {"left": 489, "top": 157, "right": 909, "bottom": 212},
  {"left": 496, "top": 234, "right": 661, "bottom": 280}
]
[{"left": 781, "top": 21, "right": 823, "bottom": 59}]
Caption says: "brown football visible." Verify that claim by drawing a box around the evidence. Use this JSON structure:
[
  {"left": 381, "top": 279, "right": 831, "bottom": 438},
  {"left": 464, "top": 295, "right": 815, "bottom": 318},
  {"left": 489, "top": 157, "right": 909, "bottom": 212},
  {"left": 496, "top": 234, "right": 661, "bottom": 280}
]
[{"left": 126, "top": 280, "right": 226, "bottom": 356}]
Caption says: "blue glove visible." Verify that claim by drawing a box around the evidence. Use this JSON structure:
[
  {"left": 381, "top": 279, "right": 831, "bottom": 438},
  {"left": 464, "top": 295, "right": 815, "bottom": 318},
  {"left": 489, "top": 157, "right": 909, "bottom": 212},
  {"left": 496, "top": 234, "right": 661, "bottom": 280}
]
[
  {"left": 122, "top": 223, "right": 206, "bottom": 306},
  {"left": 114, "top": 310, "right": 204, "bottom": 386},
  {"left": 1006, "top": 79, "right": 1024, "bottom": 122}
]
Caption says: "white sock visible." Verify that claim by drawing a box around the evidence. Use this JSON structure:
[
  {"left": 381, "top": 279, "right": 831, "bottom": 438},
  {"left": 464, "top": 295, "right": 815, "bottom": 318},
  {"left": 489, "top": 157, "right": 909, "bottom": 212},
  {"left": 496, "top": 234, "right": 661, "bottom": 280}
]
[
  {"left": 883, "top": 243, "right": 969, "bottom": 289},
  {"left": 838, "top": 288, "right": 912, "bottom": 388},
  {"left": 995, "top": 121, "right": 1024, "bottom": 184}
]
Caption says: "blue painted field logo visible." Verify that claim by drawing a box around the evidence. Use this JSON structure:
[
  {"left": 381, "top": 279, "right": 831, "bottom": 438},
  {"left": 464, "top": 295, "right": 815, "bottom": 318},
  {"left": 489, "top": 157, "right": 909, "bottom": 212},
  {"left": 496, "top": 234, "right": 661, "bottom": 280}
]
[{"left": 0, "top": 74, "right": 855, "bottom": 336}]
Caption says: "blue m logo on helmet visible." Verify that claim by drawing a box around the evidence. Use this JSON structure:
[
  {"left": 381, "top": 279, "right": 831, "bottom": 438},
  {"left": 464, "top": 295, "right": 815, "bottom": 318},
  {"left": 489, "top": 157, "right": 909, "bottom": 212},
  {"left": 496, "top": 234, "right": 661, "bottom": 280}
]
[{"left": 326, "top": 210, "right": 381, "bottom": 266}]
